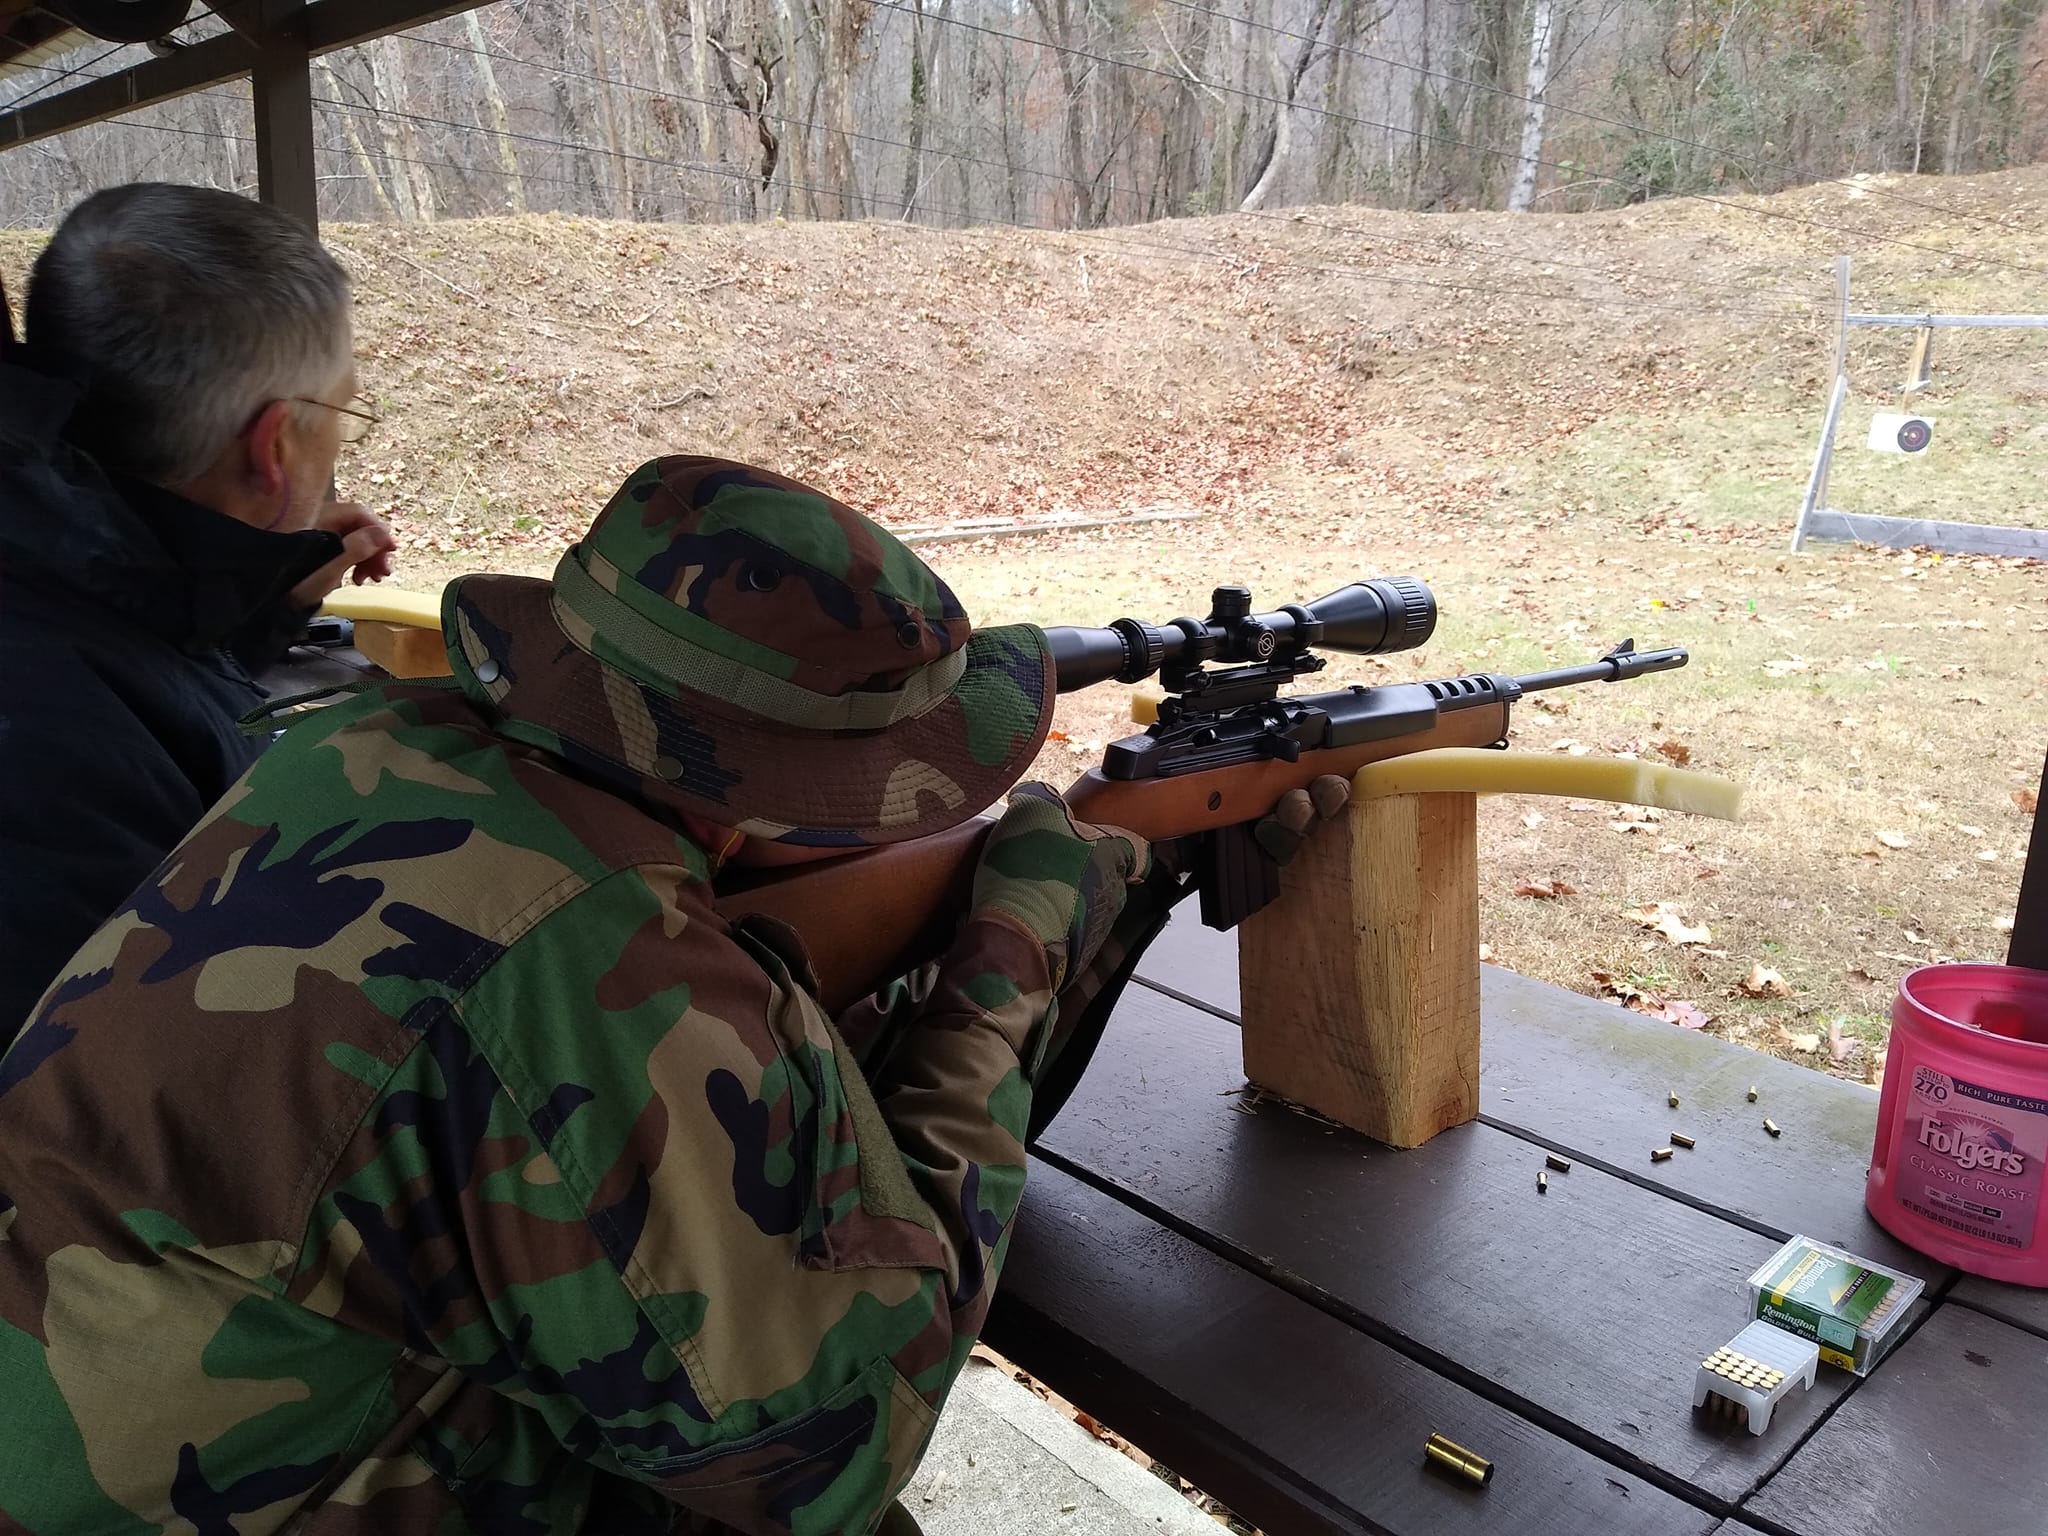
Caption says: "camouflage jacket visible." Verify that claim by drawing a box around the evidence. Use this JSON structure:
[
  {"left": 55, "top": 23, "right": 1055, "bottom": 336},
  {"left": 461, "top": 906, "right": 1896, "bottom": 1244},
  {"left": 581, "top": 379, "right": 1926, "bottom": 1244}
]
[{"left": 0, "top": 677, "right": 1062, "bottom": 1535}]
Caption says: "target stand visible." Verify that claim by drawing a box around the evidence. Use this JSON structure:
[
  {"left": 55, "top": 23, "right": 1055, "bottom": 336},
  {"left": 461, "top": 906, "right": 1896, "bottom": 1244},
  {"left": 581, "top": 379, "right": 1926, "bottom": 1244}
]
[{"left": 1791, "top": 255, "right": 2048, "bottom": 560}]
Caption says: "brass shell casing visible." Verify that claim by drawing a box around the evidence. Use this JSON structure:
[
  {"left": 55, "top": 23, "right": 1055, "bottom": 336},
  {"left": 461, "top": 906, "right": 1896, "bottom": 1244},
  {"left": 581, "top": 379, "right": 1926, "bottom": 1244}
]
[{"left": 1423, "top": 1432, "right": 1494, "bottom": 1486}]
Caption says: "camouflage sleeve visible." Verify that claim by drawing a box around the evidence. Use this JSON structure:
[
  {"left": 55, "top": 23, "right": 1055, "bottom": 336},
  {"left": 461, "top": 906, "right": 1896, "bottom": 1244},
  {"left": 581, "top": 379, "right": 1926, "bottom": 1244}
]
[{"left": 298, "top": 864, "right": 1053, "bottom": 1536}]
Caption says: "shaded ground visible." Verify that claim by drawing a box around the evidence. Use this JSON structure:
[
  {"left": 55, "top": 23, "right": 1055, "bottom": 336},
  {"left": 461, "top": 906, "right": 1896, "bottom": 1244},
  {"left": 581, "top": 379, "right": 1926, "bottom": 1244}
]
[{"left": 4, "top": 168, "right": 2043, "bottom": 1084}]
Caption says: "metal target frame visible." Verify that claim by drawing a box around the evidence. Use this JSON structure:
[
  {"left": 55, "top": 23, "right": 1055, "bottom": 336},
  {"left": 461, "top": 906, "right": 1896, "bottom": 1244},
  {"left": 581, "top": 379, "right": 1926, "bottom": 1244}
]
[{"left": 1791, "top": 255, "right": 2048, "bottom": 560}]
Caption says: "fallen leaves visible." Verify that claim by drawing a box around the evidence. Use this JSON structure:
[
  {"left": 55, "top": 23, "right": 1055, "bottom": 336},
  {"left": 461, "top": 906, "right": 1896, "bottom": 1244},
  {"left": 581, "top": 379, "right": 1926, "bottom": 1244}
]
[
  {"left": 1513, "top": 877, "right": 1577, "bottom": 899},
  {"left": 1590, "top": 971, "right": 1712, "bottom": 1028},
  {"left": 1736, "top": 963, "right": 1793, "bottom": 999},
  {"left": 1875, "top": 830, "right": 1910, "bottom": 849},
  {"left": 1621, "top": 901, "right": 1713, "bottom": 946},
  {"left": 1826, "top": 1019, "right": 1855, "bottom": 1066},
  {"left": 1657, "top": 999, "right": 1713, "bottom": 1030},
  {"left": 1652, "top": 739, "right": 1692, "bottom": 766},
  {"left": 2018, "top": 787, "right": 2040, "bottom": 817}
]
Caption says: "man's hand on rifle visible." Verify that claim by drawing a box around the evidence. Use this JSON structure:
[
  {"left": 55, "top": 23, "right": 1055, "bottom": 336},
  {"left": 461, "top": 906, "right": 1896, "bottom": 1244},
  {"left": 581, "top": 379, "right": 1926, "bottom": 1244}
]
[
  {"left": 971, "top": 782, "right": 1151, "bottom": 994},
  {"left": 972, "top": 773, "right": 1356, "bottom": 998},
  {"left": 1252, "top": 774, "right": 1353, "bottom": 866}
]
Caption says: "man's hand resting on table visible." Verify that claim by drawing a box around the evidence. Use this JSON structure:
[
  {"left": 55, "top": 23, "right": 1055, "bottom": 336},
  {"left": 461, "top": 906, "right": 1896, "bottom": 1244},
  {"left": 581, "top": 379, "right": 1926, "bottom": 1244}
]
[{"left": 288, "top": 500, "right": 397, "bottom": 611}]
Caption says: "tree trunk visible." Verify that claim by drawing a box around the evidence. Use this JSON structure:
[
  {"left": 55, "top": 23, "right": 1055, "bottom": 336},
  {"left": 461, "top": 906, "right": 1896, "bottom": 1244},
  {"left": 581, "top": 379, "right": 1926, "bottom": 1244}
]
[
  {"left": 466, "top": 10, "right": 527, "bottom": 213},
  {"left": 1238, "top": 0, "right": 1332, "bottom": 211},
  {"left": 368, "top": 38, "right": 435, "bottom": 222},
  {"left": 900, "top": 0, "right": 930, "bottom": 217},
  {"left": 587, "top": 0, "right": 633, "bottom": 216},
  {"left": 819, "top": 0, "right": 871, "bottom": 218},
  {"left": 1162, "top": 0, "right": 1213, "bottom": 216},
  {"left": 1506, "top": 0, "right": 1555, "bottom": 211},
  {"left": 316, "top": 59, "right": 399, "bottom": 219},
  {"left": 1895, "top": 0, "right": 1918, "bottom": 168},
  {"left": 777, "top": 0, "right": 806, "bottom": 217},
  {"left": 1026, "top": 0, "right": 1092, "bottom": 226},
  {"left": 689, "top": 0, "right": 717, "bottom": 160},
  {"left": 896, "top": 0, "right": 949, "bottom": 219}
]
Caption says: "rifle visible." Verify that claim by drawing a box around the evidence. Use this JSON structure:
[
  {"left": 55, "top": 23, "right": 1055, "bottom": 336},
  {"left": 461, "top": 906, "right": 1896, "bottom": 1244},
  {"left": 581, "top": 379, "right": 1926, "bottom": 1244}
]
[{"left": 714, "top": 578, "right": 1686, "bottom": 1014}]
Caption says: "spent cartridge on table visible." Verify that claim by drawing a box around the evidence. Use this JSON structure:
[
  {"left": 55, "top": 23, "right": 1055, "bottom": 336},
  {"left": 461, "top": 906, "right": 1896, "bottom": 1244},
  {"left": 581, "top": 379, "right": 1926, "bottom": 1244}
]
[{"left": 1422, "top": 1432, "right": 1493, "bottom": 1487}]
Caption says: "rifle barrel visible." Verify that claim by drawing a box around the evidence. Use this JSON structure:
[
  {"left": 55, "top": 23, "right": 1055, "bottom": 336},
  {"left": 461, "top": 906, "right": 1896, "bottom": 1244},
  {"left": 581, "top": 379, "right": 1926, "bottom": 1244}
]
[{"left": 1509, "top": 646, "right": 1689, "bottom": 694}]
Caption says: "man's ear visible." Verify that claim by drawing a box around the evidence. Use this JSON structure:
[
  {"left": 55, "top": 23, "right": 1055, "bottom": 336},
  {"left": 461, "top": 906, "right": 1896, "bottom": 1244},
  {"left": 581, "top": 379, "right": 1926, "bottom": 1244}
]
[{"left": 240, "top": 399, "right": 295, "bottom": 500}]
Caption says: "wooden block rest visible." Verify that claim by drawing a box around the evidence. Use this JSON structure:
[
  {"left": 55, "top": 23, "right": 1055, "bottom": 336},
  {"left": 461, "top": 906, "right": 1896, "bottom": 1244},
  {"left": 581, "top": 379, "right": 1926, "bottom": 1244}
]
[
  {"left": 351, "top": 618, "right": 453, "bottom": 679},
  {"left": 1237, "top": 790, "right": 1480, "bottom": 1148}
]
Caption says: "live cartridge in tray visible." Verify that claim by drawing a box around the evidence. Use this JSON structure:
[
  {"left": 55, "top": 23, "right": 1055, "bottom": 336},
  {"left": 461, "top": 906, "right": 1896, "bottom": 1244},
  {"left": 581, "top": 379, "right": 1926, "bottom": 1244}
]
[
  {"left": 1692, "top": 1320, "right": 1819, "bottom": 1435},
  {"left": 1745, "top": 1234, "right": 1924, "bottom": 1376}
]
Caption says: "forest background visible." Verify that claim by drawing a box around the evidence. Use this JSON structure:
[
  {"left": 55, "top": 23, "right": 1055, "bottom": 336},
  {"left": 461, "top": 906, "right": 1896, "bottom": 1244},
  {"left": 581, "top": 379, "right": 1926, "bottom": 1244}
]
[{"left": 5, "top": 2, "right": 2048, "bottom": 231}]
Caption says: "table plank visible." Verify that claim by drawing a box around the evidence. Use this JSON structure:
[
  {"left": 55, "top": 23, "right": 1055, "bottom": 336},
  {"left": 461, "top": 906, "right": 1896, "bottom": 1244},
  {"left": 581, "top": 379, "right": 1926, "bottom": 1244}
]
[
  {"left": 1949, "top": 1276, "right": 2048, "bottom": 1340},
  {"left": 1474, "top": 965, "right": 1945, "bottom": 1286},
  {"left": 1035, "top": 984, "right": 1855, "bottom": 1505},
  {"left": 1743, "top": 1306, "right": 2048, "bottom": 1536},
  {"left": 1133, "top": 904, "right": 1242, "bottom": 1015},
  {"left": 1128, "top": 909, "right": 1950, "bottom": 1287},
  {"left": 987, "top": 1159, "right": 1719, "bottom": 1536}
]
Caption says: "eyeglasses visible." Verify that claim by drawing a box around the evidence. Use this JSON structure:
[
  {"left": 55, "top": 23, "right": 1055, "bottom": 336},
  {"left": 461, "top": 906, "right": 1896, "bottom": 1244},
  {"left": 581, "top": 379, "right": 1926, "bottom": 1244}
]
[{"left": 293, "top": 392, "right": 381, "bottom": 443}]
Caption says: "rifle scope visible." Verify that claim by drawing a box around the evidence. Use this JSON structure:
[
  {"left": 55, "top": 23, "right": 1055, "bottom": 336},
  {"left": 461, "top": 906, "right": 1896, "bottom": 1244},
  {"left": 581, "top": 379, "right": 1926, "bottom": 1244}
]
[{"left": 1044, "top": 577, "right": 1436, "bottom": 693}]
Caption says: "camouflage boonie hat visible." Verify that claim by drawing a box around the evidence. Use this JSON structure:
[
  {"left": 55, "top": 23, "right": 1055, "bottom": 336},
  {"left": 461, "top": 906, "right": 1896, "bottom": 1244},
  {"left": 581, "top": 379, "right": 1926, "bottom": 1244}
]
[{"left": 441, "top": 456, "right": 1056, "bottom": 847}]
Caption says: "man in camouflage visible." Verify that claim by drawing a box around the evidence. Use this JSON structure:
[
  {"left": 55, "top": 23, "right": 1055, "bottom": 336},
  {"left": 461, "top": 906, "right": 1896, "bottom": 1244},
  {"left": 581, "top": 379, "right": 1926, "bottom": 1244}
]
[{"left": 0, "top": 456, "right": 1342, "bottom": 1534}]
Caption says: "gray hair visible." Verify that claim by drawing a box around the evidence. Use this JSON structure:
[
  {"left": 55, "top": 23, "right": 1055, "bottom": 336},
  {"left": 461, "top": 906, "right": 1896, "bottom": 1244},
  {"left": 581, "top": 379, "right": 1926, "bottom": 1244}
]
[{"left": 24, "top": 182, "right": 352, "bottom": 486}]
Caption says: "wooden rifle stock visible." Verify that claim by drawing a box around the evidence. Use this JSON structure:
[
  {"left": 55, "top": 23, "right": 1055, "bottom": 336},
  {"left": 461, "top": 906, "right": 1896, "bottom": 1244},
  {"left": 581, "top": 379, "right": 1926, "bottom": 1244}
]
[{"left": 711, "top": 702, "right": 1510, "bottom": 1012}]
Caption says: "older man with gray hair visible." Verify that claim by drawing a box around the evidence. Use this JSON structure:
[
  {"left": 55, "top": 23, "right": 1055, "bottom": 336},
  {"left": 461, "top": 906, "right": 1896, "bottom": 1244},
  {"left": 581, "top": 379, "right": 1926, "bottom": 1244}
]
[{"left": 0, "top": 182, "right": 397, "bottom": 1024}]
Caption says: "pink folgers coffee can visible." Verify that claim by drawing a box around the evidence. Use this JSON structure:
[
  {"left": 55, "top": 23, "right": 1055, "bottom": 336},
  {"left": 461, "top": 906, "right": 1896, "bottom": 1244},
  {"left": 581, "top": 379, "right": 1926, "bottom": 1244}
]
[{"left": 1867, "top": 963, "right": 2048, "bottom": 1286}]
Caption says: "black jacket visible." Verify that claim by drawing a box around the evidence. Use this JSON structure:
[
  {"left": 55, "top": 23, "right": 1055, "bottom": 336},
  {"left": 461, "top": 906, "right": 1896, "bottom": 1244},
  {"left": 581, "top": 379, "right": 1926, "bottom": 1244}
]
[{"left": 0, "top": 342, "right": 341, "bottom": 1028}]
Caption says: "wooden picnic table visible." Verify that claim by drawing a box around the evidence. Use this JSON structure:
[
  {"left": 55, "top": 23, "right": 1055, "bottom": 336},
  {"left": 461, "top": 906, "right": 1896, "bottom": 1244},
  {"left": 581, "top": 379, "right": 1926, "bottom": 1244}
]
[{"left": 983, "top": 906, "right": 2048, "bottom": 1536}]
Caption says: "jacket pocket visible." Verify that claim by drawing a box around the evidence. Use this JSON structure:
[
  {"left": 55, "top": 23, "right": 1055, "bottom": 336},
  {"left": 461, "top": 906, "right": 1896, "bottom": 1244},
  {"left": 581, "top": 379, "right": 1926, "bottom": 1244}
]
[
  {"left": 727, "top": 918, "right": 946, "bottom": 1277},
  {"left": 620, "top": 1353, "right": 937, "bottom": 1536}
]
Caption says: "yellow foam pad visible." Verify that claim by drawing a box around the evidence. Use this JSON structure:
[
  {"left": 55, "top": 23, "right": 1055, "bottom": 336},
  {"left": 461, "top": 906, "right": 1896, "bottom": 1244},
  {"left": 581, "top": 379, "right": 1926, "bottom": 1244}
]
[
  {"left": 320, "top": 585, "right": 444, "bottom": 629},
  {"left": 1131, "top": 689, "right": 1163, "bottom": 725},
  {"left": 1351, "top": 748, "right": 1741, "bottom": 821}
]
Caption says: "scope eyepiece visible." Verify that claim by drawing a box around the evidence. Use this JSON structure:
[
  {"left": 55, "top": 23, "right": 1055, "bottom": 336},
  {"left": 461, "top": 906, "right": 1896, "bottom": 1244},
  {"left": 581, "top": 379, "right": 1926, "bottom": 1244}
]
[{"left": 1042, "top": 577, "right": 1437, "bottom": 693}]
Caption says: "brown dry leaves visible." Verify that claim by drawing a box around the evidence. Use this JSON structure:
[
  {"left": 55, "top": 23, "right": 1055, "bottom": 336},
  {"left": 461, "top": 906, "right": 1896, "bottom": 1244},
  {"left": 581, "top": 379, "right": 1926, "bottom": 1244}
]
[
  {"left": 1621, "top": 901, "right": 1712, "bottom": 947},
  {"left": 1591, "top": 970, "right": 1712, "bottom": 1030},
  {"left": 1513, "top": 878, "right": 1577, "bottom": 899},
  {"left": 1735, "top": 963, "right": 1793, "bottom": 999}
]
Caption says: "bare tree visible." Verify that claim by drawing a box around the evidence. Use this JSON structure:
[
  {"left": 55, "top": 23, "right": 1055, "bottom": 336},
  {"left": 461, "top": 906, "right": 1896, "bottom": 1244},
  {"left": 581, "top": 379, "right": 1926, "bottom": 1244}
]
[
  {"left": 466, "top": 10, "right": 528, "bottom": 213},
  {"left": 1238, "top": 0, "right": 1333, "bottom": 211},
  {"left": 587, "top": 0, "right": 634, "bottom": 215},
  {"left": 898, "top": 0, "right": 950, "bottom": 219},
  {"left": 1506, "top": 0, "right": 1556, "bottom": 211}
]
